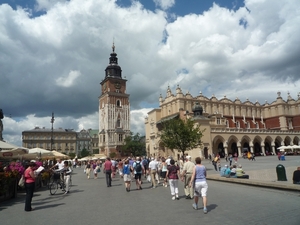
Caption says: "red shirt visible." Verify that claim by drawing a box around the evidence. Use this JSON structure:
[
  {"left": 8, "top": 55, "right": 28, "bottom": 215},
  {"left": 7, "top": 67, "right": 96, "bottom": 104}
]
[{"left": 104, "top": 160, "right": 112, "bottom": 171}]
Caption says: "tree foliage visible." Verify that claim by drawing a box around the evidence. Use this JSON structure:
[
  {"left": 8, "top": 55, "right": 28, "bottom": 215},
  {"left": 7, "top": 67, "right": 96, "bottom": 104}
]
[
  {"left": 122, "top": 132, "right": 146, "bottom": 157},
  {"left": 68, "top": 152, "right": 76, "bottom": 159},
  {"left": 160, "top": 118, "right": 204, "bottom": 156},
  {"left": 80, "top": 148, "right": 90, "bottom": 158}
]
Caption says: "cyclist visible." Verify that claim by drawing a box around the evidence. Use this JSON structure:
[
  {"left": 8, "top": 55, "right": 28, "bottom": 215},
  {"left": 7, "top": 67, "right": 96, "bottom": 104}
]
[{"left": 62, "top": 161, "right": 72, "bottom": 195}]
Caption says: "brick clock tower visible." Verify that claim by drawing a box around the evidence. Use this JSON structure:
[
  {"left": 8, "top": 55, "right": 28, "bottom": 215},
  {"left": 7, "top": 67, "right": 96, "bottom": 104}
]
[{"left": 99, "top": 44, "right": 130, "bottom": 157}]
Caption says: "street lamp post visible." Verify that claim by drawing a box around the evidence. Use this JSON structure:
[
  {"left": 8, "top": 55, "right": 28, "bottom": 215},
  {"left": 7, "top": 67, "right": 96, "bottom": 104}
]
[{"left": 50, "top": 112, "right": 55, "bottom": 151}]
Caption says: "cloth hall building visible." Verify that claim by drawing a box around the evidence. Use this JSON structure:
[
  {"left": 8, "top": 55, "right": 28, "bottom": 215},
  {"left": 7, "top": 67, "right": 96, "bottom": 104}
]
[{"left": 145, "top": 86, "right": 300, "bottom": 159}]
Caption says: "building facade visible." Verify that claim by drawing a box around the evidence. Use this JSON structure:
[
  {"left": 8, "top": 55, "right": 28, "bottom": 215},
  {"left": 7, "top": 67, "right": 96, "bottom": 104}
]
[
  {"left": 145, "top": 86, "right": 300, "bottom": 159},
  {"left": 98, "top": 44, "right": 131, "bottom": 157},
  {"left": 76, "top": 129, "right": 92, "bottom": 156},
  {"left": 22, "top": 127, "right": 77, "bottom": 155}
]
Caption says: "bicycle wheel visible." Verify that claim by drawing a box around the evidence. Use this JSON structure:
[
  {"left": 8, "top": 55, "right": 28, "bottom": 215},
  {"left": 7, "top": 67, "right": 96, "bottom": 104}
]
[
  {"left": 49, "top": 180, "right": 58, "bottom": 195},
  {"left": 48, "top": 176, "right": 54, "bottom": 189}
]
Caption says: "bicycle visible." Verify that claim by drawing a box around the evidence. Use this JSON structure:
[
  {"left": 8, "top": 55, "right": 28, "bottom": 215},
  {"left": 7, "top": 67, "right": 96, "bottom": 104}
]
[{"left": 49, "top": 170, "right": 72, "bottom": 195}]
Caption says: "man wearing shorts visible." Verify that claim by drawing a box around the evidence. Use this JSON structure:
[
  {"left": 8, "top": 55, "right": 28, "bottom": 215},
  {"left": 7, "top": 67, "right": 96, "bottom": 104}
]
[
  {"left": 133, "top": 157, "right": 144, "bottom": 190},
  {"left": 189, "top": 157, "right": 208, "bottom": 214}
]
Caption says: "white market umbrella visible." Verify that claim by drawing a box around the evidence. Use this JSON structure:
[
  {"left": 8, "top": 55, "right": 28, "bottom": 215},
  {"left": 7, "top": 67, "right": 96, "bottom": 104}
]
[
  {"left": 51, "top": 150, "right": 69, "bottom": 159},
  {"left": 0, "top": 141, "right": 19, "bottom": 151},
  {"left": 277, "top": 146, "right": 286, "bottom": 150},
  {"left": 291, "top": 145, "right": 300, "bottom": 149},
  {"left": 23, "top": 148, "right": 54, "bottom": 159},
  {"left": 0, "top": 147, "right": 29, "bottom": 158}
]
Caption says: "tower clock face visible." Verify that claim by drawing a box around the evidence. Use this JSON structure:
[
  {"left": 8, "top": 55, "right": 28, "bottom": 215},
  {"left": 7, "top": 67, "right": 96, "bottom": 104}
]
[{"left": 115, "top": 82, "right": 121, "bottom": 89}]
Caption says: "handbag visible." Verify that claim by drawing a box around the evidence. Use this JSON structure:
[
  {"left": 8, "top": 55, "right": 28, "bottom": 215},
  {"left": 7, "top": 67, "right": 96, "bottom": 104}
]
[{"left": 18, "top": 175, "right": 25, "bottom": 187}]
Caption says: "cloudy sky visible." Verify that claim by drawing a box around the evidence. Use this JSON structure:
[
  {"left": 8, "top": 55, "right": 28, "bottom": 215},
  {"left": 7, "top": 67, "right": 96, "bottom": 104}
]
[{"left": 1, "top": 0, "right": 299, "bottom": 146}]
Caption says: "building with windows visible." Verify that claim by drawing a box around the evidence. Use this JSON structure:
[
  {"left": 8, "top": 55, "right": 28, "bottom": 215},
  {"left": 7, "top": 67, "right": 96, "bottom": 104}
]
[
  {"left": 76, "top": 129, "right": 92, "bottom": 156},
  {"left": 98, "top": 44, "right": 131, "bottom": 157},
  {"left": 22, "top": 127, "right": 77, "bottom": 155},
  {"left": 145, "top": 86, "right": 300, "bottom": 160}
]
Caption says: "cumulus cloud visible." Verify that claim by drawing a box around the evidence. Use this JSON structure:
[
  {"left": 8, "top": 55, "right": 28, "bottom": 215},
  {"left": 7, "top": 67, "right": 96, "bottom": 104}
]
[
  {"left": 56, "top": 70, "right": 81, "bottom": 87},
  {"left": 0, "top": 0, "right": 299, "bottom": 145},
  {"left": 35, "top": 0, "right": 68, "bottom": 11},
  {"left": 153, "top": 0, "right": 175, "bottom": 10}
]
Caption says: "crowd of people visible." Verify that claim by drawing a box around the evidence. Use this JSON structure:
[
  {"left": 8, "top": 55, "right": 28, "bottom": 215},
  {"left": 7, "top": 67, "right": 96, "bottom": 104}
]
[{"left": 81, "top": 155, "right": 209, "bottom": 214}]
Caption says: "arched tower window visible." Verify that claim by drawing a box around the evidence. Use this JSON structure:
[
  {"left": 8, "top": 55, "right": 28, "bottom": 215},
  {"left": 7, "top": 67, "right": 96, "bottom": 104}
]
[
  {"left": 116, "top": 100, "right": 121, "bottom": 107},
  {"left": 117, "top": 119, "right": 120, "bottom": 128}
]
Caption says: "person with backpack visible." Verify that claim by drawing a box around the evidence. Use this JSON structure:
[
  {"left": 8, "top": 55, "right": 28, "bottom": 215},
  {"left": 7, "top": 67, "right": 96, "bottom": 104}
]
[
  {"left": 133, "top": 157, "right": 144, "bottom": 190},
  {"left": 142, "top": 157, "right": 149, "bottom": 178},
  {"left": 123, "top": 160, "right": 132, "bottom": 192}
]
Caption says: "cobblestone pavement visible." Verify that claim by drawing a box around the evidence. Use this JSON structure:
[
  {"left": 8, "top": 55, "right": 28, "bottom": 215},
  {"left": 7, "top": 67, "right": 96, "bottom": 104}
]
[{"left": 0, "top": 156, "right": 299, "bottom": 225}]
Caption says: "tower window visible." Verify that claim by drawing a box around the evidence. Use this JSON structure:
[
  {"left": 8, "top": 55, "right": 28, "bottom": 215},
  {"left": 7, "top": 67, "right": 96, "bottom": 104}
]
[
  {"left": 236, "top": 121, "right": 240, "bottom": 129},
  {"left": 117, "top": 119, "right": 121, "bottom": 127},
  {"left": 117, "top": 100, "right": 121, "bottom": 107},
  {"left": 119, "top": 134, "right": 123, "bottom": 142}
]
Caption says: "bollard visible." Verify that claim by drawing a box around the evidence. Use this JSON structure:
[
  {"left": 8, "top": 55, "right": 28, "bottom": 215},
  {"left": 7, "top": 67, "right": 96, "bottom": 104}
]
[{"left": 276, "top": 164, "right": 287, "bottom": 181}]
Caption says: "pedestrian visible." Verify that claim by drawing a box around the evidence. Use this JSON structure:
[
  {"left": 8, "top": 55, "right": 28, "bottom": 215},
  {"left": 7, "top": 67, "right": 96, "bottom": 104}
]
[
  {"left": 142, "top": 157, "right": 149, "bottom": 178},
  {"left": 103, "top": 157, "right": 113, "bottom": 187},
  {"left": 234, "top": 153, "right": 238, "bottom": 164},
  {"left": 189, "top": 157, "right": 208, "bottom": 214},
  {"left": 292, "top": 167, "right": 300, "bottom": 184},
  {"left": 212, "top": 156, "right": 218, "bottom": 171},
  {"left": 133, "top": 157, "right": 144, "bottom": 190},
  {"left": 123, "top": 160, "right": 132, "bottom": 191},
  {"left": 118, "top": 159, "right": 124, "bottom": 178},
  {"left": 229, "top": 154, "right": 233, "bottom": 166},
  {"left": 24, "top": 161, "right": 36, "bottom": 212},
  {"left": 62, "top": 160, "right": 72, "bottom": 194},
  {"left": 251, "top": 153, "right": 256, "bottom": 161},
  {"left": 85, "top": 161, "right": 91, "bottom": 179},
  {"left": 160, "top": 157, "right": 168, "bottom": 187},
  {"left": 166, "top": 159, "right": 180, "bottom": 200},
  {"left": 148, "top": 157, "right": 158, "bottom": 188},
  {"left": 181, "top": 156, "right": 195, "bottom": 199},
  {"left": 217, "top": 160, "right": 221, "bottom": 171}
]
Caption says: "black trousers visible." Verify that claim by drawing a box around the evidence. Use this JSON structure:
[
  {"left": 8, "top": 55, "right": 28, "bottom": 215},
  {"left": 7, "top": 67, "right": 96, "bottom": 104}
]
[
  {"left": 25, "top": 182, "right": 35, "bottom": 211},
  {"left": 105, "top": 170, "right": 112, "bottom": 186}
]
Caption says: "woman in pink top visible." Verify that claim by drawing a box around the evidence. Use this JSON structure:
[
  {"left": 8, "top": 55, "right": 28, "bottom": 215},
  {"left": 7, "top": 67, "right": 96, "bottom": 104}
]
[{"left": 24, "top": 162, "right": 36, "bottom": 212}]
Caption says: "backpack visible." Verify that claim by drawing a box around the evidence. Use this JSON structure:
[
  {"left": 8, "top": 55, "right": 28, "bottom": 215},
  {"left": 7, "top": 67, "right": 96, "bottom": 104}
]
[
  {"left": 123, "top": 165, "right": 130, "bottom": 175},
  {"left": 142, "top": 159, "right": 148, "bottom": 166},
  {"left": 135, "top": 162, "right": 142, "bottom": 173}
]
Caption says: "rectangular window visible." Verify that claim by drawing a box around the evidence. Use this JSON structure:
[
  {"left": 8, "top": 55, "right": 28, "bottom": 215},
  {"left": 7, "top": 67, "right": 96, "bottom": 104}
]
[
  {"left": 217, "top": 118, "right": 221, "bottom": 125},
  {"left": 119, "top": 134, "right": 123, "bottom": 142},
  {"left": 103, "top": 135, "right": 105, "bottom": 142}
]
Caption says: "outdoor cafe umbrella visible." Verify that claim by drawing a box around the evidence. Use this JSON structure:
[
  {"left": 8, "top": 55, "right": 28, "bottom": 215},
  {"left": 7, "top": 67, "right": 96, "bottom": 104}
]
[
  {"left": 277, "top": 146, "right": 287, "bottom": 151},
  {"left": 0, "top": 140, "right": 19, "bottom": 151},
  {"left": 51, "top": 150, "right": 69, "bottom": 159},
  {"left": 0, "top": 147, "right": 29, "bottom": 158},
  {"left": 22, "top": 148, "right": 54, "bottom": 159}
]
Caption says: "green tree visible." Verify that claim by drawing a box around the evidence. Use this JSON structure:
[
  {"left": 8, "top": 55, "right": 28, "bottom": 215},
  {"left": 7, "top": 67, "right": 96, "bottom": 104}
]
[
  {"left": 122, "top": 132, "right": 146, "bottom": 157},
  {"left": 68, "top": 152, "right": 76, "bottom": 159},
  {"left": 80, "top": 148, "right": 90, "bottom": 158},
  {"left": 160, "top": 118, "right": 204, "bottom": 156}
]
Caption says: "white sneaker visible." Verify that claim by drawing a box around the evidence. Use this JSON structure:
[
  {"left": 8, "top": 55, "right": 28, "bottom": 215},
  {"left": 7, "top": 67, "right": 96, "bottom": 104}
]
[{"left": 172, "top": 196, "right": 175, "bottom": 200}]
